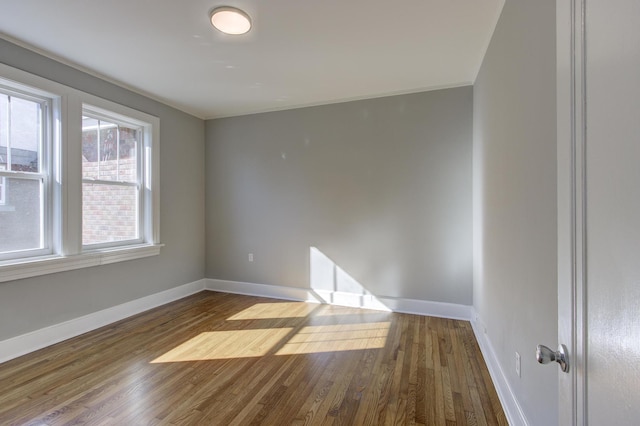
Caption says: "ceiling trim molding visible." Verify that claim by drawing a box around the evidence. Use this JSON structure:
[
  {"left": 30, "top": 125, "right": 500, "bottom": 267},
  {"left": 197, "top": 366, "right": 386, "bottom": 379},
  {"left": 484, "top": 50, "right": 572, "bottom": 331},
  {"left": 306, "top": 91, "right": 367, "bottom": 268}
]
[{"left": 205, "top": 81, "right": 473, "bottom": 120}]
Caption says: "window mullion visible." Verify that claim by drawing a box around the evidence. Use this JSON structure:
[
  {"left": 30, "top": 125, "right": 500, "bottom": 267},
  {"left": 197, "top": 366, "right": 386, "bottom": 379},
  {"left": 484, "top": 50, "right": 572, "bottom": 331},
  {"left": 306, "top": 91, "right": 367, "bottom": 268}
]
[
  {"left": 81, "top": 179, "right": 138, "bottom": 188},
  {"left": 0, "top": 171, "right": 47, "bottom": 179},
  {"left": 41, "top": 100, "right": 54, "bottom": 256},
  {"left": 62, "top": 93, "right": 83, "bottom": 256},
  {"left": 6, "top": 96, "right": 11, "bottom": 169},
  {"left": 116, "top": 124, "right": 120, "bottom": 181},
  {"left": 137, "top": 131, "right": 143, "bottom": 241},
  {"left": 96, "top": 120, "right": 101, "bottom": 179}
]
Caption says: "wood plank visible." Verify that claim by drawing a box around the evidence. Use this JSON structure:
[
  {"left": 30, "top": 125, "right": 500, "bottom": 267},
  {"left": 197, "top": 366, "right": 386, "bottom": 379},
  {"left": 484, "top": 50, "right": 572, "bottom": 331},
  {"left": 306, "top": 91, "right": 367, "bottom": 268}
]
[{"left": 0, "top": 291, "right": 506, "bottom": 425}]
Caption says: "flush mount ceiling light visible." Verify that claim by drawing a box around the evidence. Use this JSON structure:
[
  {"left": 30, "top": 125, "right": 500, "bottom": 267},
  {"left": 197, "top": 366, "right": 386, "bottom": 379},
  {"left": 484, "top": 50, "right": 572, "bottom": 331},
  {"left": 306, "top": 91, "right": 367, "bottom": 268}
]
[{"left": 210, "top": 6, "right": 252, "bottom": 35}]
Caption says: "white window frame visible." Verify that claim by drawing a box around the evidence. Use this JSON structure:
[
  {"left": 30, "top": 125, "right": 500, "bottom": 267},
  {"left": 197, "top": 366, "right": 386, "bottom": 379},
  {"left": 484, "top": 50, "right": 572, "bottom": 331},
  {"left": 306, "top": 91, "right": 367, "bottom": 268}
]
[
  {"left": 0, "top": 174, "right": 5, "bottom": 205},
  {"left": 0, "top": 63, "right": 161, "bottom": 283}
]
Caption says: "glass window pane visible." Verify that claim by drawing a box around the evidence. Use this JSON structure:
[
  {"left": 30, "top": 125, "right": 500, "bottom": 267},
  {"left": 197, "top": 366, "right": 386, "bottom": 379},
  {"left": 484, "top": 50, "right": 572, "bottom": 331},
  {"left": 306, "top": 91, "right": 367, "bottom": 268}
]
[
  {"left": 118, "top": 126, "right": 138, "bottom": 182},
  {"left": 10, "top": 97, "right": 41, "bottom": 173},
  {"left": 82, "top": 117, "right": 140, "bottom": 183},
  {"left": 99, "top": 121, "right": 118, "bottom": 181},
  {"left": 0, "top": 178, "right": 43, "bottom": 254},
  {"left": 82, "top": 116, "right": 99, "bottom": 179},
  {"left": 82, "top": 183, "right": 138, "bottom": 245}
]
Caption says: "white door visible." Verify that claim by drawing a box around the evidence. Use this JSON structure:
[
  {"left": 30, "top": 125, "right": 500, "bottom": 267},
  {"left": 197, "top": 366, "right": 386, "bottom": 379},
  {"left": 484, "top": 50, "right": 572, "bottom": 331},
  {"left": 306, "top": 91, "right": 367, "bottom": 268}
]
[{"left": 557, "top": 0, "right": 640, "bottom": 424}]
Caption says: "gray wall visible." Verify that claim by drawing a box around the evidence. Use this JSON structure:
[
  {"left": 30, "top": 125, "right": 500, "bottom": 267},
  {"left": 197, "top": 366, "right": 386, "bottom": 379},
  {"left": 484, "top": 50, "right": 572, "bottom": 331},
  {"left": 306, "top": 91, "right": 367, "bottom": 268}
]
[
  {"left": 0, "top": 39, "right": 206, "bottom": 341},
  {"left": 472, "top": 0, "right": 557, "bottom": 424},
  {"left": 206, "top": 87, "right": 473, "bottom": 305}
]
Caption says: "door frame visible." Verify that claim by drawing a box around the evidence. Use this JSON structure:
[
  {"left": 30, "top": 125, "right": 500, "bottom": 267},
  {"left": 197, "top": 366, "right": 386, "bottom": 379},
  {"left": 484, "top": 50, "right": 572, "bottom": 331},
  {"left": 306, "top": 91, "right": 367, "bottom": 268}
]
[{"left": 557, "top": 0, "right": 587, "bottom": 424}]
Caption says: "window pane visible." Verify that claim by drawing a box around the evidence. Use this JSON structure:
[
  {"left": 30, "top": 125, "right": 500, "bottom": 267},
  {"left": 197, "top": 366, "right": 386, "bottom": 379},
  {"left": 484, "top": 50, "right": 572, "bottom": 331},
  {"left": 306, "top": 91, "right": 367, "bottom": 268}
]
[
  {"left": 82, "top": 116, "right": 99, "bottom": 179},
  {"left": 82, "top": 183, "right": 138, "bottom": 245},
  {"left": 0, "top": 95, "right": 41, "bottom": 173},
  {"left": 82, "top": 118, "right": 139, "bottom": 183},
  {"left": 99, "top": 123, "right": 118, "bottom": 180},
  {"left": 118, "top": 126, "right": 138, "bottom": 182},
  {"left": 82, "top": 117, "right": 120, "bottom": 181},
  {"left": 10, "top": 97, "right": 41, "bottom": 172},
  {"left": 1, "top": 94, "right": 42, "bottom": 173},
  {"left": 0, "top": 178, "right": 42, "bottom": 254}
]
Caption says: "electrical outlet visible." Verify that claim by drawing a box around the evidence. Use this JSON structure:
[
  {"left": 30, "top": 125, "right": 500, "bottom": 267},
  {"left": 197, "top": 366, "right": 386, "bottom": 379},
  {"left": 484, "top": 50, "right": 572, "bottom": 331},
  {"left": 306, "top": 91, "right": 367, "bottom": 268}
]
[
  {"left": 515, "top": 351, "right": 521, "bottom": 377},
  {"left": 248, "top": 253, "right": 254, "bottom": 262}
]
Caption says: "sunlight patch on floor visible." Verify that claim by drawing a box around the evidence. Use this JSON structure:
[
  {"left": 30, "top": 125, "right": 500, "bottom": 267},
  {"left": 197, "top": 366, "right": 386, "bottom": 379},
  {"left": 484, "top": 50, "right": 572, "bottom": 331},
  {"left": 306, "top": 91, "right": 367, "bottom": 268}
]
[
  {"left": 227, "top": 302, "right": 318, "bottom": 320},
  {"left": 275, "top": 322, "right": 390, "bottom": 355},
  {"left": 150, "top": 328, "right": 293, "bottom": 362},
  {"left": 151, "top": 320, "right": 391, "bottom": 362}
]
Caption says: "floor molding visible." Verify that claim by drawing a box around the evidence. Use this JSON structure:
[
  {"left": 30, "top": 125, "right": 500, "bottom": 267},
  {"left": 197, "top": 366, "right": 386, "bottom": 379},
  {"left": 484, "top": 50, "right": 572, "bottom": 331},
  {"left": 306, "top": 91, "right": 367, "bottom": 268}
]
[
  {"left": 205, "top": 278, "right": 317, "bottom": 303},
  {"left": 0, "top": 279, "right": 206, "bottom": 364},
  {"left": 205, "top": 278, "right": 473, "bottom": 320},
  {"left": 471, "top": 310, "right": 529, "bottom": 426}
]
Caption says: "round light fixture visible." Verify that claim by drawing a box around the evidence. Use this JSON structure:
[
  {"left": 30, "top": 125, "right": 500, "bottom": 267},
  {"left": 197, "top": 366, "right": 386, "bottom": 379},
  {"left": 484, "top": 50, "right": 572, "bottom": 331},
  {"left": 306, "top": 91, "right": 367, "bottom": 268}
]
[{"left": 210, "top": 6, "right": 252, "bottom": 35}]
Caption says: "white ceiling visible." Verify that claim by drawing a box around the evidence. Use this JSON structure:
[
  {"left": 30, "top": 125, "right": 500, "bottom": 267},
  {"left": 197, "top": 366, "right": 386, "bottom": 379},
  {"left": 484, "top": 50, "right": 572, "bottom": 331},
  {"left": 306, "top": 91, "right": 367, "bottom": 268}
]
[{"left": 0, "top": 0, "right": 504, "bottom": 119}]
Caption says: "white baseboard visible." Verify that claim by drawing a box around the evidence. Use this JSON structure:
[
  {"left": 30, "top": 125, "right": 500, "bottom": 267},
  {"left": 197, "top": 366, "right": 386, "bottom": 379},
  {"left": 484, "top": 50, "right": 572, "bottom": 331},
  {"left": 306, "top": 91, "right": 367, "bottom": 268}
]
[
  {"left": 205, "top": 279, "right": 473, "bottom": 320},
  {"left": 0, "top": 279, "right": 206, "bottom": 364},
  {"left": 376, "top": 295, "right": 473, "bottom": 320},
  {"left": 312, "top": 289, "right": 392, "bottom": 312},
  {"left": 471, "top": 310, "right": 529, "bottom": 426},
  {"left": 205, "top": 278, "right": 317, "bottom": 303}
]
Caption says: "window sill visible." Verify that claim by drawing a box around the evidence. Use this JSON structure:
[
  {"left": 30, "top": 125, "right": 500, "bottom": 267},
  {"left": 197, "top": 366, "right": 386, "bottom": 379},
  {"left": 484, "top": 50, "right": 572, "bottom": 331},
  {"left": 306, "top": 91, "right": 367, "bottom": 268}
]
[{"left": 0, "top": 244, "right": 163, "bottom": 283}]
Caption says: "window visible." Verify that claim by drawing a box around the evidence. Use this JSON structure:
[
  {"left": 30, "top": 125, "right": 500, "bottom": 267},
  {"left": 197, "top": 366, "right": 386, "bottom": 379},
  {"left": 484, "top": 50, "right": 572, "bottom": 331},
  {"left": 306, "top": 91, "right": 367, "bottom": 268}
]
[
  {"left": 0, "top": 63, "right": 160, "bottom": 282},
  {"left": 0, "top": 87, "right": 51, "bottom": 259},
  {"left": 81, "top": 108, "right": 144, "bottom": 247}
]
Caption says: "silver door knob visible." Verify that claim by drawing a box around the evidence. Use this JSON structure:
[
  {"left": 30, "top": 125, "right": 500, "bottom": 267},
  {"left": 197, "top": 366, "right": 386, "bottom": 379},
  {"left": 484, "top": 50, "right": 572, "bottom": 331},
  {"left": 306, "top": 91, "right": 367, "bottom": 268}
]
[{"left": 536, "top": 344, "right": 570, "bottom": 373}]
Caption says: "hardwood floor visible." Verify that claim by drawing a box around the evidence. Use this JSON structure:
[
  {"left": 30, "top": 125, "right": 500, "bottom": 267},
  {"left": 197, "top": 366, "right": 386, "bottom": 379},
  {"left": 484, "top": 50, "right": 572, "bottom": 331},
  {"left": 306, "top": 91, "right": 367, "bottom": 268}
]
[{"left": 0, "top": 292, "right": 507, "bottom": 425}]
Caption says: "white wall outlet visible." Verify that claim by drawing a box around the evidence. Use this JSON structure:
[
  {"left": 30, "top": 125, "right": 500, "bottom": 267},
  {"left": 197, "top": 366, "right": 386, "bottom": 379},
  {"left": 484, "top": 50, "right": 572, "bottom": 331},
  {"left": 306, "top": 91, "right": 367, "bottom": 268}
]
[
  {"left": 248, "top": 253, "right": 254, "bottom": 262},
  {"left": 515, "top": 351, "right": 521, "bottom": 377}
]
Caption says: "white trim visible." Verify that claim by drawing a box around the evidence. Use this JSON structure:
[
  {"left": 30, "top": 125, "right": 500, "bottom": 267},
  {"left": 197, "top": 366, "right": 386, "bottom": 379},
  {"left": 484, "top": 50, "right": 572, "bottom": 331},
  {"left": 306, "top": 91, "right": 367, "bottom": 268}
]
[
  {"left": 0, "top": 279, "right": 206, "bottom": 364},
  {"left": 0, "top": 244, "right": 163, "bottom": 283},
  {"left": 374, "top": 294, "right": 472, "bottom": 320},
  {"left": 206, "top": 82, "right": 473, "bottom": 120},
  {"left": 557, "top": 0, "right": 587, "bottom": 424},
  {"left": 205, "top": 278, "right": 473, "bottom": 320},
  {"left": 311, "top": 289, "right": 392, "bottom": 312},
  {"left": 0, "top": 176, "right": 5, "bottom": 205},
  {"left": 471, "top": 310, "right": 529, "bottom": 426},
  {"left": 206, "top": 278, "right": 317, "bottom": 303}
]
